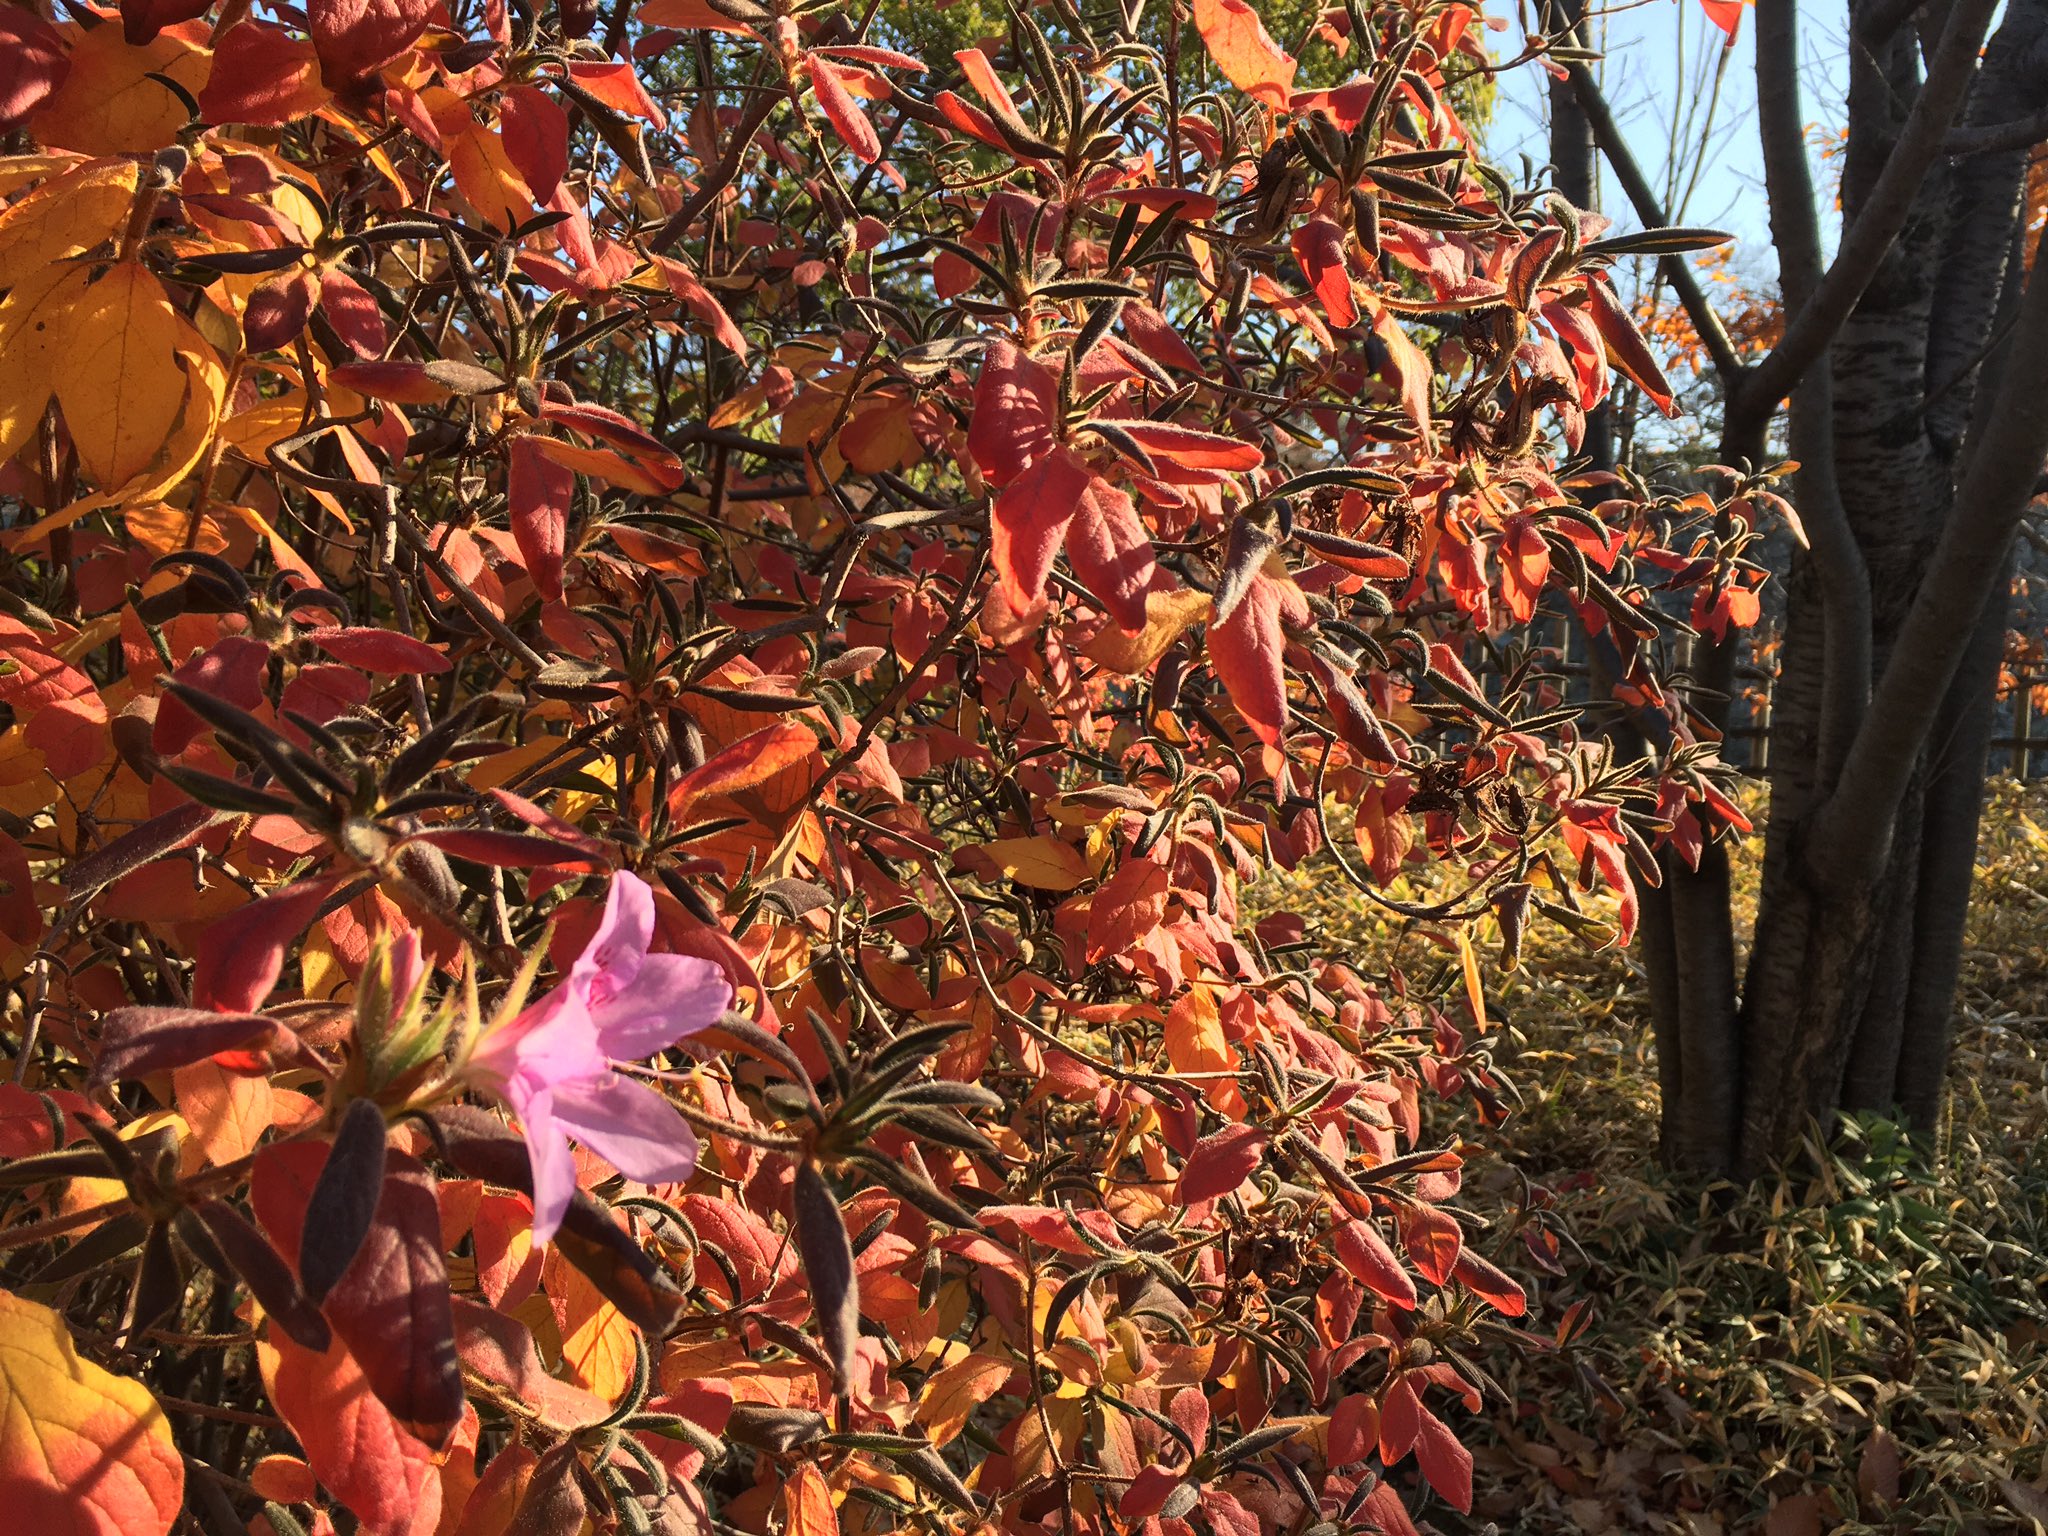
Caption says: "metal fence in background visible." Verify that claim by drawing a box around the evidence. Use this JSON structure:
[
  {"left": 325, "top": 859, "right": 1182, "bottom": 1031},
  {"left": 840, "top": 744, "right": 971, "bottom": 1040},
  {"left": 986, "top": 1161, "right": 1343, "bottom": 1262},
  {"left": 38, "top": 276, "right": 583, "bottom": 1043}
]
[{"left": 1537, "top": 617, "right": 2048, "bottom": 779}]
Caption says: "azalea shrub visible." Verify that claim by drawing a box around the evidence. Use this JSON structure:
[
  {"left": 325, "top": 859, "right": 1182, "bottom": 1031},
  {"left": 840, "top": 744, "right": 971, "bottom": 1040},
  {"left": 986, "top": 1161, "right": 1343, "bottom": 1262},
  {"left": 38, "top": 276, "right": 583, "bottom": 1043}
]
[{"left": 0, "top": 0, "right": 1768, "bottom": 1532}]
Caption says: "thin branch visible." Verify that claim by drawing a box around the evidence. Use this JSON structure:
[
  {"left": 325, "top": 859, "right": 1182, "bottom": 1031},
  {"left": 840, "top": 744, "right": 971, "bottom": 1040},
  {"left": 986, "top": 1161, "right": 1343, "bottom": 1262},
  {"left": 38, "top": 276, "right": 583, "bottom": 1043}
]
[
  {"left": 1736, "top": 0, "right": 2002, "bottom": 437},
  {"left": 1563, "top": 61, "right": 1748, "bottom": 387},
  {"left": 648, "top": 85, "right": 786, "bottom": 257}
]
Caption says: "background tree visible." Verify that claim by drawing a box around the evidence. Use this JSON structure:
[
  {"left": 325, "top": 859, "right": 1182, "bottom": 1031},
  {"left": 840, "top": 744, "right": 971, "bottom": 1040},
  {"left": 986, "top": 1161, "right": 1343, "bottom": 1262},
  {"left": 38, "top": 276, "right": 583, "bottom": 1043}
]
[{"left": 1554, "top": 0, "right": 2048, "bottom": 1172}]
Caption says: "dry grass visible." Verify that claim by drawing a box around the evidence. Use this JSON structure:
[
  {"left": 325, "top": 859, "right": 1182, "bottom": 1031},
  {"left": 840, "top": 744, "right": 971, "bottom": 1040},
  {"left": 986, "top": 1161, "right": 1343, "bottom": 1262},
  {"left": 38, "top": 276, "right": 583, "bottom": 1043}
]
[{"left": 1259, "top": 783, "right": 2048, "bottom": 1535}]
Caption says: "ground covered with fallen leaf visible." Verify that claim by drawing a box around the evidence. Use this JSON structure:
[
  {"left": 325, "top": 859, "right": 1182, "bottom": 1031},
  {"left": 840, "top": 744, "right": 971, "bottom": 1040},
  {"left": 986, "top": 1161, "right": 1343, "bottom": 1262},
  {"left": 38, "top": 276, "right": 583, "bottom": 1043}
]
[{"left": 1260, "top": 782, "right": 2048, "bottom": 1536}]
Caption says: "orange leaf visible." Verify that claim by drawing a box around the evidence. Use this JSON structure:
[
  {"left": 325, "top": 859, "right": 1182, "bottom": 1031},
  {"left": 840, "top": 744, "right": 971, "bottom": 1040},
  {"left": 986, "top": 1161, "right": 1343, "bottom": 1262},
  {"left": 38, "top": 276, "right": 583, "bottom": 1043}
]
[
  {"left": 1190, "top": 0, "right": 1296, "bottom": 109},
  {"left": 915, "top": 1351, "right": 1013, "bottom": 1446},
  {"left": 28, "top": 22, "right": 211, "bottom": 156},
  {"left": 258, "top": 1330, "right": 444, "bottom": 1536},
  {"left": 0, "top": 1289, "right": 183, "bottom": 1536},
  {"left": 780, "top": 1461, "right": 839, "bottom": 1536},
  {"left": 668, "top": 721, "right": 822, "bottom": 818}
]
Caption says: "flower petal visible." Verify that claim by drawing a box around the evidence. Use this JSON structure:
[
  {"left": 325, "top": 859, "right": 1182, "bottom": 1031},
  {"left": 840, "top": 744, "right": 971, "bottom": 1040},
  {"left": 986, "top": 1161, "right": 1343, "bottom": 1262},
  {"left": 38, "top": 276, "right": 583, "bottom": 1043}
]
[
  {"left": 512, "top": 1082, "right": 579, "bottom": 1246},
  {"left": 573, "top": 870, "right": 656, "bottom": 1002},
  {"left": 592, "top": 952, "right": 732, "bottom": 1059},
  {"left": 468, "top": 986, "right": 607, "bottom": 1091},
  {"left": 547, "top": 1073, "right": 700, "bottom": 1186}
]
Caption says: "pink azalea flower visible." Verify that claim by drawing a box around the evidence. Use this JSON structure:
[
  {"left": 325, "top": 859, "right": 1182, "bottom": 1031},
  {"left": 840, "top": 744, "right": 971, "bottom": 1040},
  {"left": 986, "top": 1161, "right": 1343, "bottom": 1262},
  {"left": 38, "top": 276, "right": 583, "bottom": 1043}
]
[{"left": 466, "top": 871, "right": 731, "bottom": 1244}]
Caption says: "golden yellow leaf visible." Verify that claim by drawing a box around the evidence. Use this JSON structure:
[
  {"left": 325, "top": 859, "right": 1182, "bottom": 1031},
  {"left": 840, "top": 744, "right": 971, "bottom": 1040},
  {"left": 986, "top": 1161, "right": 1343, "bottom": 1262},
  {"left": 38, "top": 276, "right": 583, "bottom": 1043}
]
[
  {"left": 1083, "top": 587, "right": 1212, "bottom": 675},
  {"left": 0, "top": 159, "right": 140, "bottom": 290},
  {"left": 52, "top": 262, "right": 189, "bottom": 488},
  {"left": 914, "top": 1351, "right": 1013, "bottom": 1447},
  {"left": 29, "top": 24, "right": 212, "bottom": 157},
  {"left": 544, "top": 1251, "right": 640, "bottom": 1402},
  {"left": 957, "top": 834, "right": 1093, "bottom": 892},
  {"left": 0, "top": 263, "right": 87, "bottom": 469},
  {"left": 0, "top": 1289, "right": 183, "bottom": 1536}
]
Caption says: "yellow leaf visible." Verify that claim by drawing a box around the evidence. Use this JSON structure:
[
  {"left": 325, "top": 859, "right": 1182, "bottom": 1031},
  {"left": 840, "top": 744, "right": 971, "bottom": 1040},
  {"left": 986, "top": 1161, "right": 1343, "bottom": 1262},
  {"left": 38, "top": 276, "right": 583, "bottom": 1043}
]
[
  {"left": 51, "top": 262, "right": 188, "bottom": 488},
  {"left": 1455, "top": 927, "right": 1487, "bottom": 1031},
  {"left": 1083, "top": 586, "right": 1211, "bottom": 675},
  {"left": 958, "top": 834, "right": 1093, "bottom": 892},
  {"left": 544, "top": 1251, "right": 640, "bottom": 1402},
  {"left": 0, "top": 159, "right": 140, "bottom": 290},
  {"left": 29, "top": 24, "right": 212, "bottom": 157},
  {"left": 914, "top": 1351, "right": 1013, "bottom": 1447},
  {"left": 0, "top": 263, "right": 87, "bottom": 469},
  {"left": 0, "top": 1288, "right": 184, "bottom": 1536}
]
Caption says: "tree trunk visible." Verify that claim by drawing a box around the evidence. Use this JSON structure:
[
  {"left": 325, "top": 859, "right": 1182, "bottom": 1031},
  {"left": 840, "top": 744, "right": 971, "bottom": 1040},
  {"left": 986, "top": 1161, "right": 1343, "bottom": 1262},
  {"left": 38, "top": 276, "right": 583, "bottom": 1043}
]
[{"left": 1596, "top": 0, "right": 2048, "bottom": 1177}]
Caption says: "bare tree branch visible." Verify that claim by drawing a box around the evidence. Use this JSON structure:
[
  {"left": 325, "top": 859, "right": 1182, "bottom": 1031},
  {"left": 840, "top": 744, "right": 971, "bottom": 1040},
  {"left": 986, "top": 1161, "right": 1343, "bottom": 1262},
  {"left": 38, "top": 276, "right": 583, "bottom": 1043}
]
[
  {"left": 1735, "top": 0, "right": 2001, "bottom": 438},
  {"left": 1563, "top": 61, "right": 1748, "bottom": 387},
  {"left": 1944, "top": 104, "right": 2048, "bottom": 156}
]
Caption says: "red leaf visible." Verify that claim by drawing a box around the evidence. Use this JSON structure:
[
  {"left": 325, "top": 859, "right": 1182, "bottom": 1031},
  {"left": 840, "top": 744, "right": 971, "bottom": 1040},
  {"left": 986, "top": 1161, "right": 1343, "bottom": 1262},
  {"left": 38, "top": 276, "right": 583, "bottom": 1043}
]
[
  {"left": 152, "top": 634, "right": 270, "bottom": 755},
  {"left": 1207, "top": 561, "right": 1307, "bottom": 749},
  {"left": 1119, "top": 1465, "right": 1180, "bottom": 1521},
  {"left": 1066, "top": 477, "right": 1162, "bottom": 632},
  {"left": 197, "top": 23, "right": 331, "bottom": 126},
  {"left": 259, "top": 1329, "right": 445, "bottom": 1536},
  {"left": 1585, "top": 272, "right": 1678, "bottom": 416},
  {"left": 0, "top": 8, "right": 68, "bottom": 129},
  {"left": 307, "top": 626, "right": 452, "bottom": 675},
  {"left": 120, "top": 0, "right": 211, "bottom": 45},
  {"left": 1111, "top": 419, "right": 1262, "bottom": 470},
  {"left": 407, "top": 828, "right": 606, "bottom": 869},
  {"left": 1190, "top": 0, "right": 1297, "bottom": 109},
  {"left": 1699, "top": 0, "right": 1744, "bottom": 40},
  {"left": 509, "top": 435, "right": 573, "bottom": 602},
  {"left": 933, "top": 89, "right": 1008, "bottom": 151},
  {"left": 307, "top": 0, "right": 438, "bottom": 86},
  {"left": 1450, "top": 1248, "right": 1527, "bottom": 1316},
  {"left": 1174, "top": 1123, "right": 1267, "bottom": 1204},
  {"left": 253, "top": 1140, "right": 465, "bottom": 1448},
  {"left": 1292, "top": 218, "right": 1357, "bottom": 328},
  {"left": 1399, "top": 1203, "right": 1463, "bottom": 1288},
  {"left": 1331, "top": 1218, "right": 1418, "bottom": 1309},
  {"left": 328, "top": 361, "right": 452, "bottom": 404},
  {"left": 809, "top": 55, "right": 879, "bottom": 165},
  {"left": 1085, "top": 857, "right": 1170, "bottom": 962},
  {"left": 193, "top": 878, "right": 343, "bottom": 1014},
  {"left": 1414, "top": 1404, "right": 1473, "bottom": 1513},
  {"left": 88, "top": 1008, "right": 285, "bottom": 1091},
  {"left": 318, "top": 270, "right": 389, "bottom": 357},
  {"left": 566, "top": 60, "right": 666, "bottom": 128},
  {"left": 1328, "top": 1391, "right": 1379, "bottom": 1467},
  {"left": 0, "top": 615, "right": 111, "bottom": 777},
  {"left": 538, "top": 399, "right": 680, "bottom": 463},
  {"left": 967, "top": 340, "right": 1060, "bottom": 486},
  {"left": 812, "top": 43, "right": 925, "bottom": 71},
  {"left": 498, "top": 84, "right": 570, "bottom": 201},
  {"left": 656, "top": 255, "right": 748, "bottom": 358},
  {"left": 991, "top": 446, "right": 1090, "bottom": 617}
]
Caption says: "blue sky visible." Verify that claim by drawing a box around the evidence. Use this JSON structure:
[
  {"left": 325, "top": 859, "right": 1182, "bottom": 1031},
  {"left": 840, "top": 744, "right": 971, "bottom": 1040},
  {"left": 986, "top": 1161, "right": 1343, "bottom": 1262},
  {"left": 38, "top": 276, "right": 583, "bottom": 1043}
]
[{"left": 1488, "top": 0, "right": 1852, "bottom": 265}]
